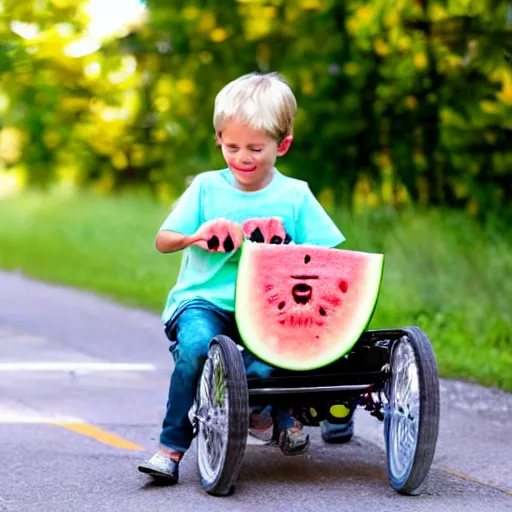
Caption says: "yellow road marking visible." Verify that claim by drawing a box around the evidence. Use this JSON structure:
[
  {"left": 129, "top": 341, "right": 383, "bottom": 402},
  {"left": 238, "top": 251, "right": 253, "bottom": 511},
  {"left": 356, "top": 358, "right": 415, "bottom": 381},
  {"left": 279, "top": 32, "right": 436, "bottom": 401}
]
[
  {"left": 53, "top": 423, "right": 144, "bottom": 451},
  {"left": 442, "top": 467, "right": 512, "bottom": 496}
]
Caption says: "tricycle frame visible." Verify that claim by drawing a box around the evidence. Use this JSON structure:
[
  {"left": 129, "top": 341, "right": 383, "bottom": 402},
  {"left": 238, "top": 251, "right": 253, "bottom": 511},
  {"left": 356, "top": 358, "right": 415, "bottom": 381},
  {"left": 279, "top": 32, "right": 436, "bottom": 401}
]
[{"left": 193, "top": 326, "right": 440, "bottom": 497}]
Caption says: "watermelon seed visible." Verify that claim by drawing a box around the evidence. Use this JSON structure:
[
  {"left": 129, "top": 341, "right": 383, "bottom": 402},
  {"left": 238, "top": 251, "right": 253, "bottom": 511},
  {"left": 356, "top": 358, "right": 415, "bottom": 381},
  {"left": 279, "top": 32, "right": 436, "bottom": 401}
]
[
  {"left": 250, "top": 228, "right": 264, "bottom": 243},
  {"left": 284, "top": 233, "right": 292, "bottom": 244},
  {"left": 278, "top": 301, "right": 285, "bottom": 310},
  {"left": 339, "top": 280, "right": 349, "bottom": 293},
  {"left": 304, "top": 255, "right": 311, "bottom": 264},
  {"left": 270, "top": 236, "right": 283, "bottom": 244},
  {"left": 319, "top": 307, "right": 326, "bottom": 316},
  {"left": 207, "top": 236, "right": 219, "bottom": 250},
  {"left": 223, "top": 235, "right": 234, "bottom": 252}
]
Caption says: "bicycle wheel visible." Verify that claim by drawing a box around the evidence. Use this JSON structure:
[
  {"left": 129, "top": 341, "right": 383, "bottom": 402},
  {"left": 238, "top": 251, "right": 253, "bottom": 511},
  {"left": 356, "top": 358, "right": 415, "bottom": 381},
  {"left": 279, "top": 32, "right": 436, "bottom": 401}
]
[
  {"left": 196, "top": 335, "right": 249, "bottom": 496},
  {"left": 384, "top": 326, "right": 440, "bottom": 495}
]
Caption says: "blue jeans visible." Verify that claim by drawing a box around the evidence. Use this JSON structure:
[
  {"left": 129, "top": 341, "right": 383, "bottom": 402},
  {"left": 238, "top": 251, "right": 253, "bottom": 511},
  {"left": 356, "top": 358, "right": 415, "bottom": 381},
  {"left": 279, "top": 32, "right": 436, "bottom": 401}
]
[{"left": 160, "top": 299, "right": 294, "bottom": 452}]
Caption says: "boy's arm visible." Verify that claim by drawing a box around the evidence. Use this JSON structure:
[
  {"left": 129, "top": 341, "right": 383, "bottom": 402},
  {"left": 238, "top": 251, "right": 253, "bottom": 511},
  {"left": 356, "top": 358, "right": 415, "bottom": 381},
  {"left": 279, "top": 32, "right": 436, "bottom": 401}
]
[
  {"left": 156, "top": 218, "right": 243, "bottom": 253},
  {"left": 157, "top": 176, "right": 203, "bottom": 252},
  {"left": 155, "top": 230, "right": 197, "bottom": 253}
]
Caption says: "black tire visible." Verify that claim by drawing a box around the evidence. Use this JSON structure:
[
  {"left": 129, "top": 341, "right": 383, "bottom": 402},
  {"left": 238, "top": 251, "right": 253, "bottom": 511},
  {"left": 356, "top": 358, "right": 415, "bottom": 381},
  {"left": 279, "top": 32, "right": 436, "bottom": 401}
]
[
  {"left": 196, "top": 335, "right": 249, "bottom": 496},
  {"left": 384, "top": 326, "right": 440, "bottom": 495}
]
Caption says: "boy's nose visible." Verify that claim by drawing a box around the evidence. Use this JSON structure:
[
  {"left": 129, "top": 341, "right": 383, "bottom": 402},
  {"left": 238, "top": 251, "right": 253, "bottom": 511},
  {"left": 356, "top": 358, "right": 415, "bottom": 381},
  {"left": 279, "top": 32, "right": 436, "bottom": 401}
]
[{"left": 240, "top": 153, "right": 252, "bottom": 164}]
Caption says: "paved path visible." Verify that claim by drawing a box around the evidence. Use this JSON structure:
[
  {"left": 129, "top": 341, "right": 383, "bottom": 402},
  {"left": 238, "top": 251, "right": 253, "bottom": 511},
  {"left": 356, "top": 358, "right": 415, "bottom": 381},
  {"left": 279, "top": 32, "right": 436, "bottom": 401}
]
[{"left": 0, "top": 270, "right": 511, "bottom": 512}]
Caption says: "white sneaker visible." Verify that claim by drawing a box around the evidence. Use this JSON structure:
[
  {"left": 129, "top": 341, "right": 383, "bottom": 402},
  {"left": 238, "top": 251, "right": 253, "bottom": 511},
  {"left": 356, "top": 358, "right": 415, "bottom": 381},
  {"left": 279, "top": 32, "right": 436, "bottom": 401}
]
[
  {"left": 248, "top": 406, "right": 274, "bottom": 443},
  {"left": 137, "top": 452, "right": 179, "bottom": 483}
]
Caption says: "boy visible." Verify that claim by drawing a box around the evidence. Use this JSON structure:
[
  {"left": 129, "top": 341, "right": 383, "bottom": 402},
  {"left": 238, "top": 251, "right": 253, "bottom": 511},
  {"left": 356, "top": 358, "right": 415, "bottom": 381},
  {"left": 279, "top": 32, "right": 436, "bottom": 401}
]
[{"left": 138, "top": 72, "right": 351, "bottom": 484}]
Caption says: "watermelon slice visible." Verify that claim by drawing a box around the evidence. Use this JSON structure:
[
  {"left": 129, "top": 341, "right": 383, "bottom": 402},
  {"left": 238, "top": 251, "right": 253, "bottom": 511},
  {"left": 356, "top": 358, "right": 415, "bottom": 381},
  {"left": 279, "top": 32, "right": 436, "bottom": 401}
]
[{"left": 235, "top": 242, "right": 384, "bottom": 371}]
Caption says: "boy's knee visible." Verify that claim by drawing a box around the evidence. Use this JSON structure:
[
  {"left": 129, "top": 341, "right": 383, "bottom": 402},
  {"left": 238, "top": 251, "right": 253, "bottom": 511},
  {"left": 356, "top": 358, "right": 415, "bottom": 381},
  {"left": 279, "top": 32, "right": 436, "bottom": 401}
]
[
  {"left": 175, "top": 309, "right": 225, "bottom": 348},
  {"left": 175, "top": 323, "right": 218, "bottom": 356},
  {"left": 171, "top": 306, "right": 233, "bottom": 377},
  {"left": 174, "top": 351, "right": 207, "bottom": 380},
  {"left": 173, "top": 326, "right": 218, "bottom": 377}
]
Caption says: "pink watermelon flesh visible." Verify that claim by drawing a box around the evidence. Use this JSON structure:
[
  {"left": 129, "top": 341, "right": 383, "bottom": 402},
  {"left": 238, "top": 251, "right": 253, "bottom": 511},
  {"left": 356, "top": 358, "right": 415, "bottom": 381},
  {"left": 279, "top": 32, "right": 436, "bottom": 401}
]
[
  {"left": 235, "top": 242, "right": 384, "bottom": 371},
  {"left": 203, "top": 219, "right": 243, "bottom": 252}
]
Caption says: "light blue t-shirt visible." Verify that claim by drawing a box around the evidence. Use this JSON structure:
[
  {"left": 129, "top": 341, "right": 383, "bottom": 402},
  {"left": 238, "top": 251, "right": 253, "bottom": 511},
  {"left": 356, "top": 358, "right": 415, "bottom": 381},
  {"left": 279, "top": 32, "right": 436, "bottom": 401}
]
[{"left": 159, "top": 169, "right": 345, "bottom": 323}]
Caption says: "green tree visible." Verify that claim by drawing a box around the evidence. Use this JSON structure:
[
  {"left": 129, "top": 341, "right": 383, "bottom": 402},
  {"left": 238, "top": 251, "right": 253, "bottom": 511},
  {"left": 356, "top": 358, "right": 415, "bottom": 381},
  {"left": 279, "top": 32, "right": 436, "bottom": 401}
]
[{"left": 1, "top": 0, "right": 511, "bottom": 217}]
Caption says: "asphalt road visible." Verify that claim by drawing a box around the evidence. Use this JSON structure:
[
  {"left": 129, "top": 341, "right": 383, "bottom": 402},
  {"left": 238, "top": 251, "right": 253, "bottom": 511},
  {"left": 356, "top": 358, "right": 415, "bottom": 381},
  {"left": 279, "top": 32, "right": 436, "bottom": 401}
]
[{"left": 0, "top": 270, "right": 511, "bottom": 512}]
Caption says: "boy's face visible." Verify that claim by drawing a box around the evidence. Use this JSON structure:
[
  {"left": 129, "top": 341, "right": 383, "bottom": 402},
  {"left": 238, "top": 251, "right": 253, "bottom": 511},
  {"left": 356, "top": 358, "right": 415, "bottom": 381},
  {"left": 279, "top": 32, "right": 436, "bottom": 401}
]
[{"left": 218, "top": 119, "right": 292, "bottom": 192}]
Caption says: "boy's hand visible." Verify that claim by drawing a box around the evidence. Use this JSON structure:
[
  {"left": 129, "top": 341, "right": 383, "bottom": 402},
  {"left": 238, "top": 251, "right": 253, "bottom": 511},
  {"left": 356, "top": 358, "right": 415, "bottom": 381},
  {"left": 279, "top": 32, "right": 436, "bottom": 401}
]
[
  {"left": 190, "top": 219, "right": 244, "bottom": 252},
  {"left": 242, "top": 217, "right": 292, "bottom": 244}
]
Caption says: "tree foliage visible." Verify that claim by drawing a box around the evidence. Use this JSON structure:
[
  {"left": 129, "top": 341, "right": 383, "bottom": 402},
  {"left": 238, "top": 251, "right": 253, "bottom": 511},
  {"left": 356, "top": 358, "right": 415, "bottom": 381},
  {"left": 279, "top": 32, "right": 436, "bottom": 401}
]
[{"left": 1, "top": 0, "right": 511, "bottom": 216}]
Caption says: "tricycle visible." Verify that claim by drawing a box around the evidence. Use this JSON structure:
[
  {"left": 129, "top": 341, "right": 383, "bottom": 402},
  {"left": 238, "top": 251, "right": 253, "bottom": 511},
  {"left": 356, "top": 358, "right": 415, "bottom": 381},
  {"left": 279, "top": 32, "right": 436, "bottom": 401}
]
[{"left": 191, "top": 325, "right": 440, "bottom": 497}]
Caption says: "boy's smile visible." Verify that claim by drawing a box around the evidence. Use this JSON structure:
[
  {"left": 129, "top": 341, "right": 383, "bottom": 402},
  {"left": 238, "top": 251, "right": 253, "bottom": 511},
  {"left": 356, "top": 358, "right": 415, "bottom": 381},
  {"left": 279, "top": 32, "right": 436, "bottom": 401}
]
[
  {"left": 218, "top": 119, "right": 292, "bottom": 192},
  {"left": 230, "top": 163, "right": 257, "bottom": 173}
]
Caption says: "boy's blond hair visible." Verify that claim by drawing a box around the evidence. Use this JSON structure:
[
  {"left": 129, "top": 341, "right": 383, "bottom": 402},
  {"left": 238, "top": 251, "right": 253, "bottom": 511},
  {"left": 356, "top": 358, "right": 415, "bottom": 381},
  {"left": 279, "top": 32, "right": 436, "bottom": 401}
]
[{"left": 213, "top": 72, "right": 297, "bottom": 143}]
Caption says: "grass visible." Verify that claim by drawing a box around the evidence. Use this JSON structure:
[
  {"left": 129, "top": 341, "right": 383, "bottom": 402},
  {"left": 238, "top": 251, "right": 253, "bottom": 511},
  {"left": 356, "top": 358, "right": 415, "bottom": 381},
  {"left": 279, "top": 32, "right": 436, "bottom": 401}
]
[{"left": 0, "top": 190, "right": 511, "bottom": 391}]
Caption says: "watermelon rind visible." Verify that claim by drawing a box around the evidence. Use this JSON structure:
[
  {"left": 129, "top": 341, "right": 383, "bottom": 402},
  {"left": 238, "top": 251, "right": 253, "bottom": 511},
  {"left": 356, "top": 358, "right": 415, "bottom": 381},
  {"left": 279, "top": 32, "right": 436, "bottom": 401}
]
[{"left": 235, "top": 241, "right": 385, "bottom": 371}]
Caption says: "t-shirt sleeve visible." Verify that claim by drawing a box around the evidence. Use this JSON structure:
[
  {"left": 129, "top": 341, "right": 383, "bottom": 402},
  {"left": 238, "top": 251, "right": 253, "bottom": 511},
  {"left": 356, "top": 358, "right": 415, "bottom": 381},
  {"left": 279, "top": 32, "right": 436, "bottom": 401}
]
[
  {"left": 159, "top": 176, "right": 202, "bottom": 235},
  {"left": 295, "top": 183, "right": 345, "bottom": 247}
]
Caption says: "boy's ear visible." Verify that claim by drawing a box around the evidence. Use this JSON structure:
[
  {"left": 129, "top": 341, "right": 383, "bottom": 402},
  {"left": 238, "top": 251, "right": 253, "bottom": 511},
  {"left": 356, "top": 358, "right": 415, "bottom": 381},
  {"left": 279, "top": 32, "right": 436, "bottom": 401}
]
[
  {"left": 277, "top": 135, "right": 293, "bottom": 156},
  {"left": 215, "top": 131, "right": 222, "bottom": 147}
]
